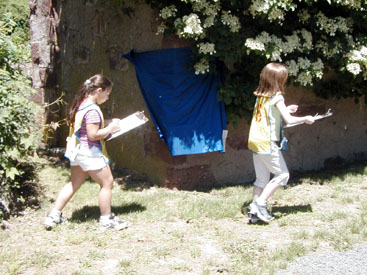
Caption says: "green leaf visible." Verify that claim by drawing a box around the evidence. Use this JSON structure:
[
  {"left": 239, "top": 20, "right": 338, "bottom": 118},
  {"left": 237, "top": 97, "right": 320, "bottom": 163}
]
[
  {"left": 224, "top": 97, "right": 232, "bottom": 105},
  {"left": 6, "top": 167, "right": 19, "bottom": 180}
]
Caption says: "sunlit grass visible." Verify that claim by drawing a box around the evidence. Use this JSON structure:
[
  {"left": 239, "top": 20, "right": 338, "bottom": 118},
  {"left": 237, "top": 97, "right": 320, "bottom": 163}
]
[{"left": 1, "top": 158, "right": 367, "bottom": 274}]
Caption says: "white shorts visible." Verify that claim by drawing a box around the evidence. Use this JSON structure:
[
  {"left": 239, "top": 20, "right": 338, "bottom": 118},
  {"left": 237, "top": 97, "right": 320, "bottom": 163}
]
[{"left": 70, "top": 146, "right": 109, "bottom": 171}]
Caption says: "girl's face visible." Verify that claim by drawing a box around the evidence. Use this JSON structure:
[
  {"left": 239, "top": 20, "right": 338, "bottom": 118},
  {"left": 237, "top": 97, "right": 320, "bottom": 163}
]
[{"left": 96, "top": 87, "right": 112, "bottom": 104}]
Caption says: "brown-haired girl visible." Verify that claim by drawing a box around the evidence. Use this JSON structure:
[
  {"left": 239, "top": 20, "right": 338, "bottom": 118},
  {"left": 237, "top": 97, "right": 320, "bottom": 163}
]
[
  {"left": 44, "top": 74, "right": 128, "bottom": 230},
  {"left": 247, "top": 63, "right": 315, "bottom": 223}
]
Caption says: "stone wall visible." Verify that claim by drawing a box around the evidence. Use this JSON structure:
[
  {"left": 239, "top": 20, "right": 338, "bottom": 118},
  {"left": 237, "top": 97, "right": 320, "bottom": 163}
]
[{"left": 29, "top": 0, "right": 367, "bottom": 189}]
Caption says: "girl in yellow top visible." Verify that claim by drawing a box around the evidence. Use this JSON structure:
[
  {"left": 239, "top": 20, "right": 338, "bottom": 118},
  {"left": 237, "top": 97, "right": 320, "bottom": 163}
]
[
  {"left": 44, "top": 74, "right": 128, "bottom": 230},
  {"left": 247, "top": 63, "right": 315, "bottom": 223}
]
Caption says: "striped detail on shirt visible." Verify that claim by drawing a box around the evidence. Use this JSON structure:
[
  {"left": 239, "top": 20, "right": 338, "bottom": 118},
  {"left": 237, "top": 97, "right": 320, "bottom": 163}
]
[{"left": 78, "top": 103, "right": 101, "bottom": 148}]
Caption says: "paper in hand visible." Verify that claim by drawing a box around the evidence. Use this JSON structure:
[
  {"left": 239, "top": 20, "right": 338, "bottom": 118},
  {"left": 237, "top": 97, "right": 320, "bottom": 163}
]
[
  {"left": 285, "top": 109, "right": 333, "bottom": 128},
  {"left": 104, "top": 111, "right": 149, "bottom": 141}
]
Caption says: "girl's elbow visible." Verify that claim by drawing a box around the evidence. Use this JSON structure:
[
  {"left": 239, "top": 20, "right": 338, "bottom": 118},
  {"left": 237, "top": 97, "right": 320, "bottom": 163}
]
[{"left": 283, "top": 117, "right": 292, "bottom": 125}]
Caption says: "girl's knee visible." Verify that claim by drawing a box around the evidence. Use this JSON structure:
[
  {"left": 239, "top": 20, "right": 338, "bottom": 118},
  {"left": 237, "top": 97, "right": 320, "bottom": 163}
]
[
  {"left": 105, "top": 180, "right": 114, "bottom": 190},
  {"left": 278, "top": 172, "right": 289, "bottom": 186}
]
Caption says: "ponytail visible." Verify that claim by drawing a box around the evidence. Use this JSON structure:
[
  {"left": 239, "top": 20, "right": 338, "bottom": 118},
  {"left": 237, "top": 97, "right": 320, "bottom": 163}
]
[{"left": 68, "top": 74, "right": 113, "bottom": 123}]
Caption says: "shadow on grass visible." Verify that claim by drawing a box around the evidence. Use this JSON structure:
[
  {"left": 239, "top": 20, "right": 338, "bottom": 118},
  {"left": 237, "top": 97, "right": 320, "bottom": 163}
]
[
  {"left": 70, "top": 202, "right": 146, "bottom": 223},
  {"left": 271, "top": 204, "right": 312, "bottom": 215},
  {"left": 240, "top": 201, "right": 313, "bottom": 225},
  {"left": 241, "top": 200, "right": 312, "bottom": 216}
]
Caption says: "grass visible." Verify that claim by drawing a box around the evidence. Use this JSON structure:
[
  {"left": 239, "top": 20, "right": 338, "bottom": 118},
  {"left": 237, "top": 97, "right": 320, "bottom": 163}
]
[{"left": 0, "top": 157, "right": 367, "bottom": 274}]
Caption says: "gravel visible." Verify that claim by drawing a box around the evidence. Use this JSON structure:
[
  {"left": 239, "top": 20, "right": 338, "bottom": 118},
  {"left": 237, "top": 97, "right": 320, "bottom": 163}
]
[{"left": 276, "top": 242, "right": 367, "bottom": 275}]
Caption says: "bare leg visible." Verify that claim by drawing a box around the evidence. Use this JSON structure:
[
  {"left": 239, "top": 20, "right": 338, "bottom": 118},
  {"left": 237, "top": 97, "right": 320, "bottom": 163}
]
[
  {"left": 253, "top": 186, "right": 263, "bottom": 202},
  {"left": 88, "top": 165, "right": 114, "bottom": 216},
  {"left": 54, "top": 165, "right": 88, "bottom": 211},
  {"left": 258, "top": 181, "right": 281, "bottom": 202}
]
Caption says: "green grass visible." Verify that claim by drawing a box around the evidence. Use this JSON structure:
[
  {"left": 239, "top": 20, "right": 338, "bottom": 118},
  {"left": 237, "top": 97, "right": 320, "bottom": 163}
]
[{"left": 1, "top": 157, "right": 367, "bottom": 274}]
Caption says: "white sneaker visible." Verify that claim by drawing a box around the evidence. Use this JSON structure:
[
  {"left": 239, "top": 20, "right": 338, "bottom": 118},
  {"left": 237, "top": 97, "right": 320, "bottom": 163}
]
[
  {"left": 44, "top": 213, "right": 64, "bottom": 230},
  {"left": 248, "top": 203, "right": 260, "bottom": 224},
  {"left": 252, "top": 201, "right": 275, "bottom": 223},
  {"left": 99, "top": 214, "right": 129, "bottom": 231}
]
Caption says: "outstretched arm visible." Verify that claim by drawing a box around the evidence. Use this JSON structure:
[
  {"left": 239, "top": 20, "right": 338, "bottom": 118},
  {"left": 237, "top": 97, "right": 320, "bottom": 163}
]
[{"left": 276, "top": 101, "right": 315, "bottom": 125}]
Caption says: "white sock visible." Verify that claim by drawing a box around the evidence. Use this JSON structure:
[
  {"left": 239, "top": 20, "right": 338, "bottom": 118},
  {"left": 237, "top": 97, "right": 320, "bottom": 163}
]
[
  {"left": 100, "top": 214, "right": 111, "bottom": 221},
  {"left": 256, "top": 198, "right": 267, "bottom": 206},
  {"left": 50, "top": 208, "right": 62, "bottom": 217}
]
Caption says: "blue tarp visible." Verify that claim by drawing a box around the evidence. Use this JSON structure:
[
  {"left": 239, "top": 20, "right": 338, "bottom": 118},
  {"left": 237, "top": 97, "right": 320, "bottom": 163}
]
[{"left": 123, "top": 48, "right": 226, "bottom": 156}]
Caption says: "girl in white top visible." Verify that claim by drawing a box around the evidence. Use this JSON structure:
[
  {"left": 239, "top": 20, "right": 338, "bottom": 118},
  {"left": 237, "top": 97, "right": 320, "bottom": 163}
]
[
  {"left": 44, "top": 74, "right": 129, "bottom": 230},
  {"left": 247, "top": 63, "right": 315, "bottom": 223}
]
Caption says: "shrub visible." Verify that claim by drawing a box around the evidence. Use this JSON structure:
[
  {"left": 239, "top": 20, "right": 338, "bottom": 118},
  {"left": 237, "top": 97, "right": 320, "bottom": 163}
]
[{"left": 0, "top": 2, "right": 42, "bottom": 219}]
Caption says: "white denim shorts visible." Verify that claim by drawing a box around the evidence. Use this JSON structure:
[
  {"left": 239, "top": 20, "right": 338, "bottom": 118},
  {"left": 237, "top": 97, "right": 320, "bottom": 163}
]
[{"left": 70, "top": 146, "right": 109, "bottom": 172}]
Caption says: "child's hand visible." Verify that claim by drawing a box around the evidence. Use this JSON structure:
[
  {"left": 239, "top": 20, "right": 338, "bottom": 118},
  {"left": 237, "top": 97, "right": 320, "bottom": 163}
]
[
  {"left": 304, "top": 115, "right": 315, "bottom": 125},
  {"left": 108, "top": 120, "right": 120, "bottom": 132},
  {"left": 287, "top": 105, "right": 298, "bottom": 113}
]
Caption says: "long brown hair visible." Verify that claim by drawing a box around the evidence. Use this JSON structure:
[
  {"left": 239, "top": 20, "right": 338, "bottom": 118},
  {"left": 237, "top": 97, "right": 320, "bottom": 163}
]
[
  {"left": 254, "top": 63, "right": 288, "bottom": 97},
  {"left": 68, "top": 74, "right": 113, "bottom": 123}
]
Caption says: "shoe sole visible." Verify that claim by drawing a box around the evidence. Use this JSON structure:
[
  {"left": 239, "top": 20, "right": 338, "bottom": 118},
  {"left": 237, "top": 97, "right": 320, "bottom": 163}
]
[{"left": 248, "top": 212, "right": 259, "bottom": 224}]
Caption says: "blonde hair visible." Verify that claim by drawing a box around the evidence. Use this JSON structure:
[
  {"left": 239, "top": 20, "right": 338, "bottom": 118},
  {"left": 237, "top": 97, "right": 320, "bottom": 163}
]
[{"left": 254, "top": 63, "right": 288, "bottom": 97}]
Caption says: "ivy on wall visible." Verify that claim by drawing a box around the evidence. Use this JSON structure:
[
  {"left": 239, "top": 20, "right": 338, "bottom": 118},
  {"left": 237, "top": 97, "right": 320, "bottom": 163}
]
[{"left": 109, "top": 0, "right": 367, "bottom": 124}]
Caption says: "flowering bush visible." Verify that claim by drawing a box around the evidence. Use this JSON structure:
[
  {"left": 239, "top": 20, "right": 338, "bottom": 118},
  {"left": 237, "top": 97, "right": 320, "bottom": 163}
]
[{"left": 143, "top": 0, "right": 367, "bottom": 123}]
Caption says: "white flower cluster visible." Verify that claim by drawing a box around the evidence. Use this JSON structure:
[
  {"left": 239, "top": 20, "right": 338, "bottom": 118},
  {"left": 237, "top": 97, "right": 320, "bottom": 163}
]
[
  {"left": 286, "top": 58, "right": 324, "bottom": 86},
  {"left": 244, "top": 29, "right": 313, "bottom": 61},
  {"left": 348, "top": 46, "right": 367, "bottom": 62},
  {"left": 244, "top": 38, "right": 265, "bottom": 51},
  {"left": 332, "top": 0, "right": 363, "bottom": 10},
  {"left": 197, "top": 42, "right": 216, "bottom": 55},
  {"left": 248, "top": 0, "right": 296, "bottom": 23},
  {"left": 315, "top": 40, "right": 343, "bottom": 58},
  {"left": 221, "top": 11, "right": 240, "bottom": 32},
  {"left": 192, "top": 0, "right": 221, "bottom": 28},
  {"left": 194, "top": 58, "right": 210, "bottom": 75},
  {"left": 156, "top": 22, "right": 167, "bottom": 35},
  {"left": 346, "top": 46, "right": 367, "bottom": 77},
  {"left": 159, "top": 5, "right": 177, "bottom": 19},
  {"left": 298, "top": 9, "right": 310, "bottom": 24},
  {"left": 180, "top": 13, "right": 203, "bottom": 38},
  {"left": 315, "top": 12, "right": 353, "bottom": 36},
  {"left": 346, "top": 63, "right": 362, "bottom": 75}
]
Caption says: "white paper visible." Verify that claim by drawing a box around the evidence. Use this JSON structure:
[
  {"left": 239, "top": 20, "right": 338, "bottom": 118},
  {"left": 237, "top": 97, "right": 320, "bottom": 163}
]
[
  {"left": 284, "top": 110, "right": 333, "bottom": 128},
  {"left": 105, "top": 111, "right": 149, "bottom": 141}
]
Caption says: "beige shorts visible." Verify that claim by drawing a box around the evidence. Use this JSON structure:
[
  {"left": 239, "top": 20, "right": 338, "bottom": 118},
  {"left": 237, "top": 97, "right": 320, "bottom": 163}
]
[
  {"left": 253, "top": 143, "right": 289, "bottom": 188},
  {"left": 70, "top": 146, "right": 109, "bottom": 171}
]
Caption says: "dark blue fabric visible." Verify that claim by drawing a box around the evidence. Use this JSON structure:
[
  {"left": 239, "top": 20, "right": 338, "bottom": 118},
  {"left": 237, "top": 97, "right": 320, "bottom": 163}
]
[{"left": 123, "top": 48, "right": 226, "bottom": 156}]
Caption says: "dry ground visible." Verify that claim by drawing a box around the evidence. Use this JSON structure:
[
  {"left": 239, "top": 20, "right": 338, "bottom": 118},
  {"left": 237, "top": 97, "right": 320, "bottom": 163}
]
[{"left": 1, "top": 157, "right": 367, "bottom": 275}]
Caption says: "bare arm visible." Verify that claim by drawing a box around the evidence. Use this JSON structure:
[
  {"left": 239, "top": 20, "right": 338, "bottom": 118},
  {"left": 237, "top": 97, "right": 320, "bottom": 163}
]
[
  {"left": 86, "top": 121, "right": 120, "bottom": 141},
  {"left": 276, "top": 101, "right": 315, "bottom": 125}
]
